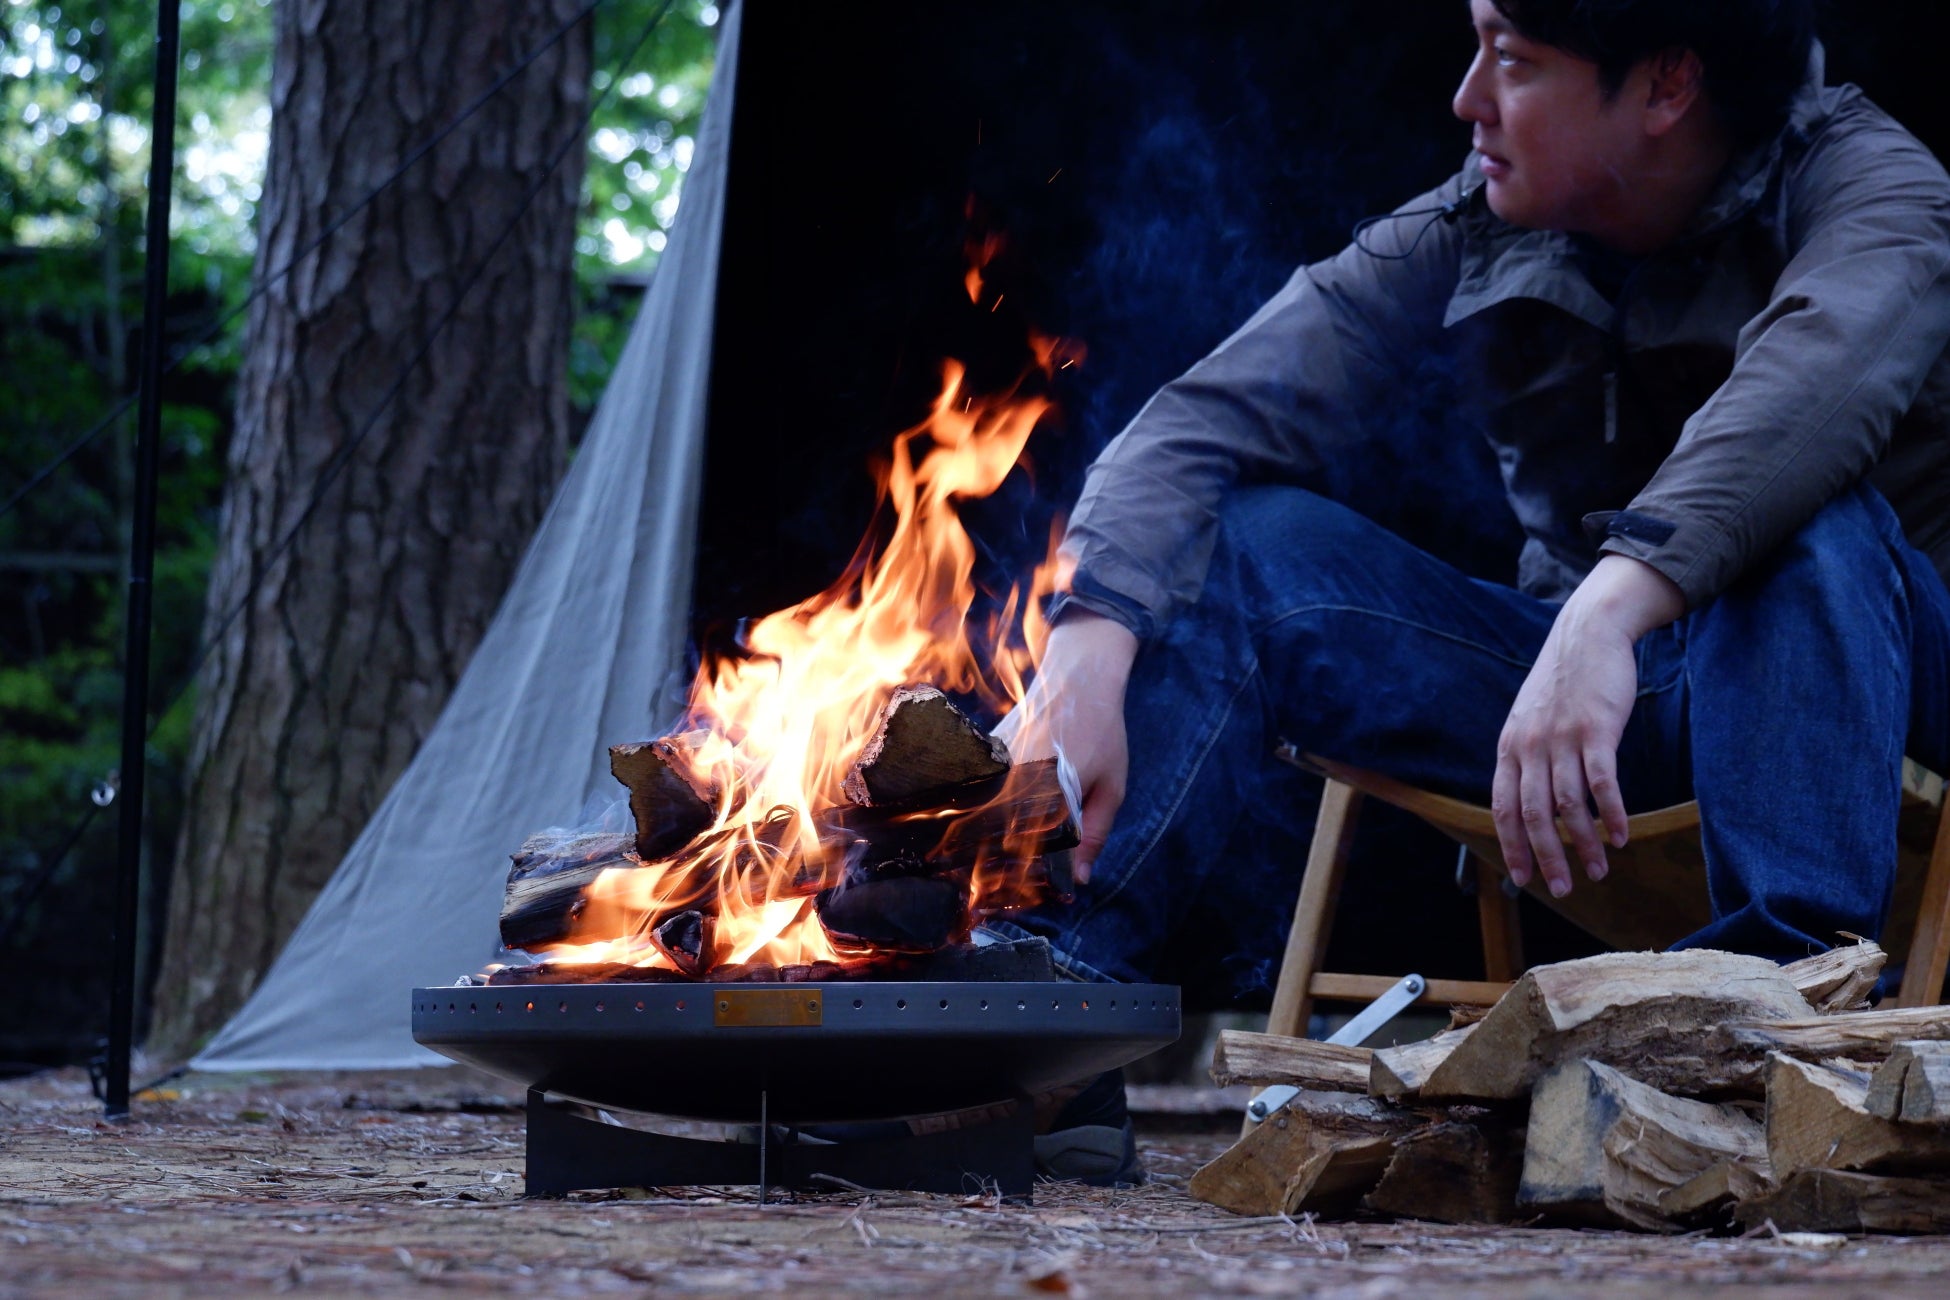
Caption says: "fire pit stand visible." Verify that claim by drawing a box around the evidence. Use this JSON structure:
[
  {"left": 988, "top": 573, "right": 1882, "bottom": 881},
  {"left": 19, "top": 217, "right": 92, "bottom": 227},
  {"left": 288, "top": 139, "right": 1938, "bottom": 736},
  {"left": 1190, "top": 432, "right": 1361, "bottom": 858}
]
[{"left": 414, "top": 980, "right": 1181, "bottom": 1201}]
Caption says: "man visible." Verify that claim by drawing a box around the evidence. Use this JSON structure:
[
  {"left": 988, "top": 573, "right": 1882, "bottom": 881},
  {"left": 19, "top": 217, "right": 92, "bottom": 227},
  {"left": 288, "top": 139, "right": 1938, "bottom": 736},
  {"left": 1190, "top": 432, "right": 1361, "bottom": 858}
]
[{"left": 1002, "top": 0, "right": 1950, "bottom": 1044}]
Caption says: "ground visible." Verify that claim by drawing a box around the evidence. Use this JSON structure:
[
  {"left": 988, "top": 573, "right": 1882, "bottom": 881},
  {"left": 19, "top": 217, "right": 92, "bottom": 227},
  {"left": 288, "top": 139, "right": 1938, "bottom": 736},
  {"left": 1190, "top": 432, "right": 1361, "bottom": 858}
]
[{"left": 6, "top": 1068, "right": 1950, "bottom": 1297}]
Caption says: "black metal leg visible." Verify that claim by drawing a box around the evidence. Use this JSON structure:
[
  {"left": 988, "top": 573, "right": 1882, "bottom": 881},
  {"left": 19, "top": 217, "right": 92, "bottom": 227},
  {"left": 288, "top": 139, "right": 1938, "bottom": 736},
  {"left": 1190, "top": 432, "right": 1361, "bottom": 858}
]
[{"left": 524, "top": 1089, "right": 1037, "bottom": 1200}]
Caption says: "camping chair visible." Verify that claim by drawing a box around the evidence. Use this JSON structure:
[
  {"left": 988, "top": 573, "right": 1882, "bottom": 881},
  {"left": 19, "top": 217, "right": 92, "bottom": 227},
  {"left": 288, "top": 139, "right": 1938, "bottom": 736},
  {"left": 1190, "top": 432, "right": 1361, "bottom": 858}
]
[{"left": 1264, "top": 750, "right": 1950, "bottom": 1040}]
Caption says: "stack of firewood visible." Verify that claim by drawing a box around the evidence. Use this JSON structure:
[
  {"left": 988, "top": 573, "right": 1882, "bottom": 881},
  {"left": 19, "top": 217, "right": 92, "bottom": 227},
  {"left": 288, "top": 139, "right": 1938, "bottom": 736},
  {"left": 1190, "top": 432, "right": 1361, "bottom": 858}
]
[{"left": 1192, "top": 944, "right": 1950, "bottom": 1234}]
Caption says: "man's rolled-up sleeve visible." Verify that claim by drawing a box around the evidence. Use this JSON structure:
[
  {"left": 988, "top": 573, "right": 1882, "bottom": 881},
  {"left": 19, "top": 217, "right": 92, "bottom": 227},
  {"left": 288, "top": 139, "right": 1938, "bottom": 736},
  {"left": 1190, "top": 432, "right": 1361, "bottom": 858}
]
[
  {"left": 1060, "top": 178, "right": 1467, "bottom": 639},
  {"left": 1602, "top": 111, "right": 1950, "bottom": 606}
]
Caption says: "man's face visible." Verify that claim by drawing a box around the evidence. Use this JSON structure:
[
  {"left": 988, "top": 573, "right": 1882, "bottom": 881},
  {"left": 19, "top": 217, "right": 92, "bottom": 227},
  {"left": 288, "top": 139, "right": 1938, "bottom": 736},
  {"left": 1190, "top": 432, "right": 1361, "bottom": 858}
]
[{"left": 1453, "top": 0, "right": 1645, "bottom": 233}]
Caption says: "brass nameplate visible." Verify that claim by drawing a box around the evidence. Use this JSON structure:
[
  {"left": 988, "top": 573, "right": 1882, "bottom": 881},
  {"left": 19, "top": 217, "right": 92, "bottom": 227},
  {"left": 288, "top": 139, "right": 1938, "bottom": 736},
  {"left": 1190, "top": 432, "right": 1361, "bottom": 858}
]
[{"left": 714, "top": 988, "right": 822, "bottom": 1027}]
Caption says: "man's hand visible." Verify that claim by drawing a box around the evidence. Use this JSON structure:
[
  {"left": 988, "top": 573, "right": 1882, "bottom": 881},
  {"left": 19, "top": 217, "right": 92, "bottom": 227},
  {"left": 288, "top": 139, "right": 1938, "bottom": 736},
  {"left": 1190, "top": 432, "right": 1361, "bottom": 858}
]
[
  {"left": 993, "top": 610, "right": 1140, "bottom": 883},
  {"left": 1492, "top": 555, "right": 1684, "bottom": 898}
]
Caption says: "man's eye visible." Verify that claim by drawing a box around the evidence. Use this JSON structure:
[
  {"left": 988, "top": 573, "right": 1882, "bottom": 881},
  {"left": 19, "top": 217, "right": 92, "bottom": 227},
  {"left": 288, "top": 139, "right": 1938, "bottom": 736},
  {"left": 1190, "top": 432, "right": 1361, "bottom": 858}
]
[{"left": 1495, "top": 45, "right": 1522, "bottom": 67}]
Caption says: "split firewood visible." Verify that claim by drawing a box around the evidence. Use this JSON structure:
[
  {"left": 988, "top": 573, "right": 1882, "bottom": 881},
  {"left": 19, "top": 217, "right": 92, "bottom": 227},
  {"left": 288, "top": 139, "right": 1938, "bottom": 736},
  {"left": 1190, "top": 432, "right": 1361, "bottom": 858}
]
[
  {"left": 1410, "top": 951, "right": 1811, "bottom": 1101},
  {"left": 1766, "top": 1053, "right": 1950, "bottom": 1179},
  {"left": 1782, "top": 938, "right": 1885, "bottom": 1013},
  {"left": 610, "top": 735, "right": 719, "bottom": 860},
  {"left": 1370, "top": 1025, "right": 1477, "bottom": 1102},
  {"left": 1864, "top": 1042, "right": 1950, "bottom": 1123},
  {"left": 1518, "top": 1059, "right": 1767, "bottom": 1231},
  {"left": 1656, "top": 1160, "right": 1771, "bottom": 1226},
  {"left": 1733, "top": 1004, "right": 1950, "bottom": 1065},
  {"left": 1365, "top": 1115, "right": 1526, "bottom": 1225},
  {"left": 1209, "top": 1030, "right": 1370, "bottom": 1093},
  {"left": 841, "top": 684, "right": 1011, "bottom": 808},
  {"left": 1188, "top": 1089, "right": 1424, "bottom": 1217},
  {"left": 499, "top": 830, "right": 637, "bottom": 952},
  {"left": 1735, "top": 1169, "right": 1950, "bottom": 1235},
  {"left": 813, "top": 873, "right": 969, "bottom": 953}
]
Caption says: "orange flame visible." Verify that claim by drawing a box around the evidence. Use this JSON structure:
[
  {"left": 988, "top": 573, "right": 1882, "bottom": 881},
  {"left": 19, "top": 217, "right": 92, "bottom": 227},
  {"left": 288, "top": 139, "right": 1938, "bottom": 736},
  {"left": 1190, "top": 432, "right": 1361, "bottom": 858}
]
[{"left": 534, "top": 261, "right": 1082, "bottom": 975}]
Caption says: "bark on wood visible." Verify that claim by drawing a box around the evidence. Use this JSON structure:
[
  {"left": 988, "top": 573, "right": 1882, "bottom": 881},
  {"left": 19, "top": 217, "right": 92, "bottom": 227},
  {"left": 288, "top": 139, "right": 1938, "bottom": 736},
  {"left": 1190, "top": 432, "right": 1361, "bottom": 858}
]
[
  {"left": 1864, "top": 1042, "right": 1950, "bottom": 1123},
  {"left": 1733, "top": 1005, "right": 1950, "bottom": 1065},
  {"left": 1365, "top": 1116, "right": 1526, "bottom": 1225},
  {"left": 610, "top": 737, "right": 719, "bottom": 861},
  {"left": 1518, "top": 1059, "right": 1767, "bottom": 1231},
  {"left": 1414, "top": 951, "right": 1810, "bottom": 1101},
  {"left": 1782, "top": 940, "right": 1886, "bottom": 1013},
  {"left": 1209, "top": 1031, "right": 1370, "bottom": 1093},
  {"left": 1370, "top": 1026, "right": 1477, "bottom": 1101},
  {"left": 151, "top": 0, "right": 593, "bottom": 1056},
  {"left": 820, "top": 756, "right": 1080, "bottom": 864},
  {"left": 1188, "top": 1090, "right": 1423, "bottom": 1217},
  {"left": 841, "top": 685, "right": 1010, "bottom": 808},
  {"left": 1735, "top": 1169, "right": 1950, "bottom": 1235},
  {"left": 499, "top": 830, "right": 637, "bottom": 952},
  {"left": 1766, "top": 1054, "right": 1950, "bottom": 1179}
]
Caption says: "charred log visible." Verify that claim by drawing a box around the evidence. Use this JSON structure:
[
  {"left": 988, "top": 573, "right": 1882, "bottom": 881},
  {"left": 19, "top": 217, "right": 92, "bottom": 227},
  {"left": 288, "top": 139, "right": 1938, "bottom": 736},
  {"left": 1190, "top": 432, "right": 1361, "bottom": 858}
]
[
  {"left": 842, "top": 684, "right": 1011, "bottom": 808},
  {"left": 499, "top": 830, "right": 637, "bottom": 952},
  {"left": 649, "top": 910, "right": 714, "bottom": 976},
  {"left": 814, "top": 874, "right": 970, "bottom": 952},
  {"left": 609, "top": 736, "right": 718, "bottom": 860},
  {"left": 820, "top": 757, "right": 1079, "bottom": 865}
]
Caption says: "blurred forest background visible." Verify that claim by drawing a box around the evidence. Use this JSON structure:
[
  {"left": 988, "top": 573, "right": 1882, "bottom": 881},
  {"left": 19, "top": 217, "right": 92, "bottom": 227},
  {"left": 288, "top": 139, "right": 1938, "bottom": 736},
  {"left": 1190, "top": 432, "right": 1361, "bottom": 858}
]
[{"left": 0, "top": 0, "right": 719, "bottom": 1070}]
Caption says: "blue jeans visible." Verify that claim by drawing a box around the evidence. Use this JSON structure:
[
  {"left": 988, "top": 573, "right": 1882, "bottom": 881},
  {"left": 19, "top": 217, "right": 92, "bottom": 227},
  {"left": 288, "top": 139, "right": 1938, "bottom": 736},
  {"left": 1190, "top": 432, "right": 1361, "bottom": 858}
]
[{"left": 996, "top": 483, "right": 1950, "bottom": 993}]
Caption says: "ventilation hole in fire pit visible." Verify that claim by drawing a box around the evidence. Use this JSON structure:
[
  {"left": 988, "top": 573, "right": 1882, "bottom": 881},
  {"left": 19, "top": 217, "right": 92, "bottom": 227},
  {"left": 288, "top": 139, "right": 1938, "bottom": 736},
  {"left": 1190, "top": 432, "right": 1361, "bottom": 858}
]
[
  {"left": 494, "top": 1002, "right": 503, "bottom": 1013},
  {"left": 852, "top": 998, "right": 863, "bottom": 1010},
  {"left": 896, "top": 999, "right": 907, "bottom": 1010},
  {"left": 447, "top": 1002, "right": 456, "bottom": 1012},
  {"left": 1081, "top": 1000, "right": 1090, "bottom": 1011},
  {"left": 525, "top": 1001, "right": 535, "bottom": 1012},
  {"left": 979, "top": 999, "right": 989, "bottom": 1010},
  {"left": 558, "top": 1000, "right": 569, "bottom": 1014},
  {"left": 469, "top": 1003, "right": 477, "bottom": 1014},
  {"left": 594, "top": 1001, "right": 605, "bottom": 1013},
  {"left": 674, "top": 1000, "right": 686, "bottom": 1012},
  {"left": 1052, "top": 1000, "right": 1061, "bottom": 1010},
  {"left": 1016, "top": 999, "right": 1026, "bottom": 1011},
  {"left": 635, "top": 1000, "right": 645, "bottom": 1012},
  {"left": 1108, "top": 1000, "right": 1117, "bottom": 1010},
  {"left": 938, "top": 999, "right": 949, "bottom": 1010}
]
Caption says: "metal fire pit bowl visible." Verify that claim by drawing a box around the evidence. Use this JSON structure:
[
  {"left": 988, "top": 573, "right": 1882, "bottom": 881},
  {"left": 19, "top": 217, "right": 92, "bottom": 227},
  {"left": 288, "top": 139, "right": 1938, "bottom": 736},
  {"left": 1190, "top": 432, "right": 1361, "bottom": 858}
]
[{"left": 412, "top": 980, "right": 1180, "bottom": 1123}]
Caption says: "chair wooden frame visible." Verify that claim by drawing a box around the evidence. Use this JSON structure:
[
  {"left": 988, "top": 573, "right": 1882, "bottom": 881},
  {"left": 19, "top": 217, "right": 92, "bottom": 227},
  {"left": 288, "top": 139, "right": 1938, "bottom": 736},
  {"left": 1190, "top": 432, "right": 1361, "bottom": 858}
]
[{"left": 1264, "top": 755, "right": 1950, "bottom": 1039}]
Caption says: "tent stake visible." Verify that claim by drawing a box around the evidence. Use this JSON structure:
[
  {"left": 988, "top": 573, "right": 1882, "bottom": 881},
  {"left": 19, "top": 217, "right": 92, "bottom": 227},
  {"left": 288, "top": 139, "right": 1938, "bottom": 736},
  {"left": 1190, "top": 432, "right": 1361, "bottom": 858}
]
[{"left": 106, "top": 0, "right": 183, "bottom": 1122}]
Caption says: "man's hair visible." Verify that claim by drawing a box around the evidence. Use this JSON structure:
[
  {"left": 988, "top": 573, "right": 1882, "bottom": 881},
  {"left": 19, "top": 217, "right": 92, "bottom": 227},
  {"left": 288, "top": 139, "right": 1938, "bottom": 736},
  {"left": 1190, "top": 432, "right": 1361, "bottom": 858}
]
[{"left": 1491, "top": 0, "right": 1816, "bottom": 146}]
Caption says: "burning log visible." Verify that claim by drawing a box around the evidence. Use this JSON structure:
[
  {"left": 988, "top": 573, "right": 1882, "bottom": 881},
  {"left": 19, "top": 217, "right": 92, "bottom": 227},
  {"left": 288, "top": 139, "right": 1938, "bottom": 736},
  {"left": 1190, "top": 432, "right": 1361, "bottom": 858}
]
[
  {"left": 648, "top": 910, "right": 714, "bottom": 976},
  {"left": 500, "top": 830, "right": 637, "bottom": 952},
  {"left": 841, "top": 684, "right": 1011, "bottom": 808},
  {"left": 814, "top": 873, "right": 970, "bottom": 953},
  {"left": 819, "top": 756, "right": 1080, "bottom": 866},
  {"left": 609, "top": 735, "right": 718, "bottom": 861}
]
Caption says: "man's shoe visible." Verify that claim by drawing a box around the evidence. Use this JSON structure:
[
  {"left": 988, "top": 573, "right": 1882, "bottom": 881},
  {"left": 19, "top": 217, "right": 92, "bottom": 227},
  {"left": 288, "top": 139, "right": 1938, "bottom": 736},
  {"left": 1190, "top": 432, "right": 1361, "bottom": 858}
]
[{"left": 1033, "top": 1068, "right": 1142, "bottom": 1187}]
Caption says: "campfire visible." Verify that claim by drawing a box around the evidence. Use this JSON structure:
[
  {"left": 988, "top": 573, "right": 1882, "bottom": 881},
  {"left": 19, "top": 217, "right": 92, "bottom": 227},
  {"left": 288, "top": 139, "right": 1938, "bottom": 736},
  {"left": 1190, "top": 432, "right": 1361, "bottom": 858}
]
[{"left": 487, "top": 264, "right": 1084, "bottom": 987}]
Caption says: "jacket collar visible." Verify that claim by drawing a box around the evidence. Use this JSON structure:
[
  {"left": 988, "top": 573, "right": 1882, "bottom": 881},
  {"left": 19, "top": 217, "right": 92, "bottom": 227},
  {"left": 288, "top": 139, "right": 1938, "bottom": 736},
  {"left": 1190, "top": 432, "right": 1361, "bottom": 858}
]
[{"left": 1444, "top": 42, "right": 1829, "bottom": 332}]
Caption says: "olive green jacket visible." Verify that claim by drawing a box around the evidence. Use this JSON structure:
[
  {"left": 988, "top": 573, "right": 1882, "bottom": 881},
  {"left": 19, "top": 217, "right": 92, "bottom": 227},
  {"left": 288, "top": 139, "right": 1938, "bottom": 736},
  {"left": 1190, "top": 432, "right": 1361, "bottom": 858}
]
[{"left": 1064, "top": 56, "right": 1950, "bottom": 636}]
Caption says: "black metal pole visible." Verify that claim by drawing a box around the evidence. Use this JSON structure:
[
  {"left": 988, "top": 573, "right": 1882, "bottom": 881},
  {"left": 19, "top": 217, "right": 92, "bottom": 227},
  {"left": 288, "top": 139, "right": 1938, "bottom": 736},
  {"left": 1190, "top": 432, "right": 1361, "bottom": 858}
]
[{"left": 106, "top": 0, "right": 183, "bottom": 1122}]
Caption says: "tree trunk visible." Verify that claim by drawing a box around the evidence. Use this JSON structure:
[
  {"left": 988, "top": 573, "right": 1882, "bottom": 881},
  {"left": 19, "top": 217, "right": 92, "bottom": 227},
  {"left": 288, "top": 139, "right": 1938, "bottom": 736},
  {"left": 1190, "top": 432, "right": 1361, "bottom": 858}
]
[{"left": 150, "top": 0, "right": 591, "bottom": 1056}]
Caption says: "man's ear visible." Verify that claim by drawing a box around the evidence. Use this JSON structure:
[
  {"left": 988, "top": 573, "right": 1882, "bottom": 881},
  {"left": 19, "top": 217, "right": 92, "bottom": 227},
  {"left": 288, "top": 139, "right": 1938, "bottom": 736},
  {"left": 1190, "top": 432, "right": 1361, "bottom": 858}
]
[{"left": 1642, "top": 47, "right": 1707, "bottom": 137}]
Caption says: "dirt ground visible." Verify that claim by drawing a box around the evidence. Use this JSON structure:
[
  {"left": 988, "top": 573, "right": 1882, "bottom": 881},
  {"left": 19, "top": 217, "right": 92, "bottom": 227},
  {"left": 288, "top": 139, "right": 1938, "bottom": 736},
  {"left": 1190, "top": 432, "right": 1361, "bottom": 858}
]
[{"left": 7, "top": 1068, "right": 1950, "bottom": 1297}]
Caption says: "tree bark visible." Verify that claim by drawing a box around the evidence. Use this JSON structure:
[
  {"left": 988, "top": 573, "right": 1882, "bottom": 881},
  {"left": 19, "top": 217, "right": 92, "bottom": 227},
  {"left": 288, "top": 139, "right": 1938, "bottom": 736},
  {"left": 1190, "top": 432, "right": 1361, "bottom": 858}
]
[{"left": 150, "top": 0, "right": 591, "bottom": 1056}]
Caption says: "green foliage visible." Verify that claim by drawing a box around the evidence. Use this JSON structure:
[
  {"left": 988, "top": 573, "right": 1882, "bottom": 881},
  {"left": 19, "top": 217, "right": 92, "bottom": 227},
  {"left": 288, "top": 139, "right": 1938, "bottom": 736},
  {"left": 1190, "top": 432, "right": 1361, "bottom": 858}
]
[{"left": 0, "top": 0, "right": 720, "bottom": 997}]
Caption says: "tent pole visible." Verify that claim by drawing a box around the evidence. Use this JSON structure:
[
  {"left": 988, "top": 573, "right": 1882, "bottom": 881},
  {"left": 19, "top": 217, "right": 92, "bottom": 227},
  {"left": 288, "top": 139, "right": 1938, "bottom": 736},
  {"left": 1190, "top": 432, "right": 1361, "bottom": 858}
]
[{"left": 106, "top": 0, "right": 183, "bottom": 1122}]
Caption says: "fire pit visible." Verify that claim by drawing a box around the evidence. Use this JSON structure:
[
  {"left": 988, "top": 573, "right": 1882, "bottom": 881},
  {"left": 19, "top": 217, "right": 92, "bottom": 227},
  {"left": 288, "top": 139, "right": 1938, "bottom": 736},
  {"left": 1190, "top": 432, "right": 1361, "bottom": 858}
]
[{"left": 413, "top": 977, "right": 1178, "bottom": 1196}]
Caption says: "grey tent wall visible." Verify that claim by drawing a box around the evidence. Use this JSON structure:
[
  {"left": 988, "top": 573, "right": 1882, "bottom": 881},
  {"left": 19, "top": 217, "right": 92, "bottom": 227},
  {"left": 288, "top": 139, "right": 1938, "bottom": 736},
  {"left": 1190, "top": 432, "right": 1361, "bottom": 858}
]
[{"left": 190, "top": 1, "right": 742, "bottom": 1070}]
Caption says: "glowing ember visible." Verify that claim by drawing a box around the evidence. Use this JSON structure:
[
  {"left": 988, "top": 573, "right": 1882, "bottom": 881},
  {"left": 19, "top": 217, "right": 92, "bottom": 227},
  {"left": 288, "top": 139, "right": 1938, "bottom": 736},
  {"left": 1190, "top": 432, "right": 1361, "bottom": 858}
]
[{"left": 507, "top": 255, "right": 1081, "bottom": 979}]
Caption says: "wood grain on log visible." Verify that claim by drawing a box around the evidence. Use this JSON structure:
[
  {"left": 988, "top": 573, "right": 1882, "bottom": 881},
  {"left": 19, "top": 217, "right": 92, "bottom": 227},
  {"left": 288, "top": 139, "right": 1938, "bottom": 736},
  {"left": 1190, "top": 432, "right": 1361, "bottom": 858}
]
[
  {"left": 1766, "top": 1054, "right": 1950, "bottom": 1179},
  {"left": 1656, "top": 1160, "right": 1770, "bottom": 1226},
  {"left": 1518, "top": 1059, "right": 1766, "bottom": 1231},
  {"left": 1209, "top": 1031, "right": 1370, "bottom": 1093},
  {"left": 1735, "top": 1169, "right": 1950, "bottom": 1234},
  {"left": 1782, "top": 939, "right": 1886, "bottom": 1013},
  {"left": 1370, "top": 1025, "right": 1477, "bottom": 1102},
  {"left": 610, "top": 737, "right": 719, "bottom": 861},
  {"left": 1733, "top": 1005, "right": 1950, "bottom": 1064},
  {"left": 1365, "top": 1116, "right": 1526, "bottom": 1225},
  {"left": 1188, "top": 1090, "right": 1423, "bottom": 1217},
  {"left": 1864, "top": 1042, "right": 1950, "bottom": 1124},
  {"left": 813, "top": 874, "right": 969, "bottom": 953},
  {"left": 841, "top": 685, "right": 1010, "bottom": 808},
  {"left": 1414, "top": 951, "right": 1809, "bottom": 1101}
]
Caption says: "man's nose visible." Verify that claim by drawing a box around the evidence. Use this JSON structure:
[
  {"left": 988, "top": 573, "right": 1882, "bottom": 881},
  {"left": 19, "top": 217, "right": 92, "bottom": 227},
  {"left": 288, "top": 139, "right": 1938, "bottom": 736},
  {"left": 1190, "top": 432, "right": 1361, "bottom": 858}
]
[{"left": 1453, "top": 51, "right": 1495, "bottom": 125}]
